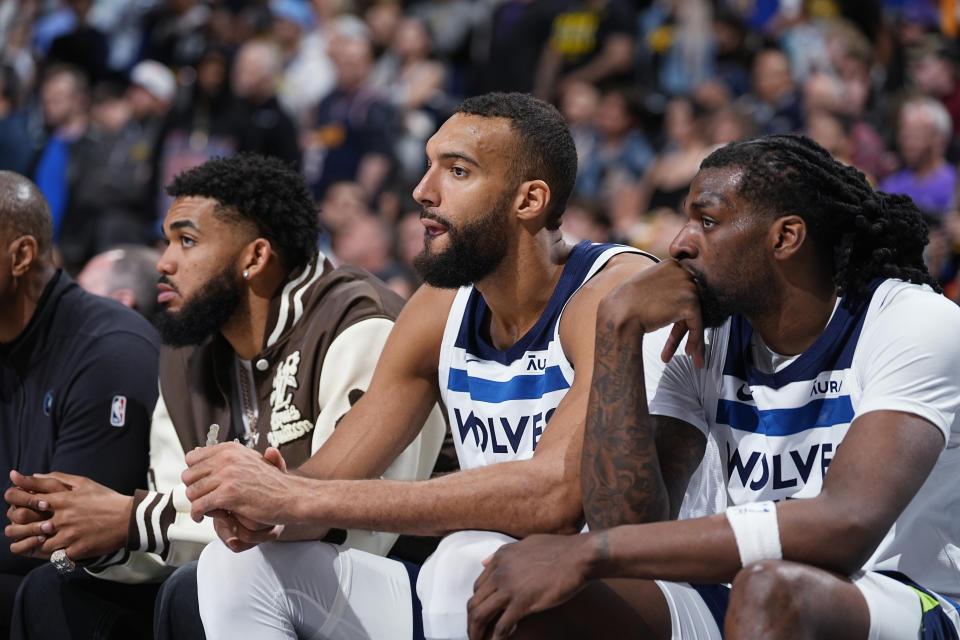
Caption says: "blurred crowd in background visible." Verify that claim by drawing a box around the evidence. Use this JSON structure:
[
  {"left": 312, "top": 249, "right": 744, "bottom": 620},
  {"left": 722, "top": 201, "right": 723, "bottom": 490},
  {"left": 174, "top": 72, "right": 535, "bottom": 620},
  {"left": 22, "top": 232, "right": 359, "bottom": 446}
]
[{"left": 1, "top": 0, "right": 959, "bottom": 306}]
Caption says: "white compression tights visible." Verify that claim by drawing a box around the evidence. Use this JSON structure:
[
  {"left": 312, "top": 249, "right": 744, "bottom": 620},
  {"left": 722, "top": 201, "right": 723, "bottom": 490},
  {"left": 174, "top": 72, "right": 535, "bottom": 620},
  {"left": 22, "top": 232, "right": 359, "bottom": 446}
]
[
  {"left": 197, "top": 531, "right": 517, "bottom": 640},
  {"left": 197, "top": 539, "right": 413, "bottom": 640}
]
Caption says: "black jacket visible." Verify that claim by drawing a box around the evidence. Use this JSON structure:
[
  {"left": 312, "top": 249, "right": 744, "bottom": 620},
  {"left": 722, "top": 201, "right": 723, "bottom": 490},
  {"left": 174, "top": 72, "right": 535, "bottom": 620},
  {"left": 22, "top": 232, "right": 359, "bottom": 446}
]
[{"left": 0, "top": 271, "right": 158, "bottom": 576}]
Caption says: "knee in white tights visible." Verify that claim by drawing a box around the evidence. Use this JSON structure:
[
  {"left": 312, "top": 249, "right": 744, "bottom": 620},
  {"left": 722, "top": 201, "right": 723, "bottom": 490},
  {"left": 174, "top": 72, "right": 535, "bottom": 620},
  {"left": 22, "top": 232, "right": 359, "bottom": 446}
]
[
  {"left": 416, "top": 531, "right": 517, "bottom": 640},
  {"left": 197, "top": 540, "right": 412, "bottom": 640}
]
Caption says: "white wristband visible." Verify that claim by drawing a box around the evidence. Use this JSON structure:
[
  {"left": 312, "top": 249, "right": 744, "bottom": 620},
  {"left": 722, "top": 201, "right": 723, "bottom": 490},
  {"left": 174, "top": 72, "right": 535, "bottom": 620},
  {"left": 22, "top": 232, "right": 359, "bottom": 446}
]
[{"left": 725, "top": 501, "right": 782, "bottom": 567}]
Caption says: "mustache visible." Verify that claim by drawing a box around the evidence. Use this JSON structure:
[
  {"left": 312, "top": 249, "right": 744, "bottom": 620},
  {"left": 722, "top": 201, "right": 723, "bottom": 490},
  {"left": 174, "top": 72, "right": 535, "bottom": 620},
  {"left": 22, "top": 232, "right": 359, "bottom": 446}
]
[
  {"left": 420, "top": 209, "right": 452, "bottom": 229},
  {"left": 158, "top": 274, "right": 179, "bottom": 294}
]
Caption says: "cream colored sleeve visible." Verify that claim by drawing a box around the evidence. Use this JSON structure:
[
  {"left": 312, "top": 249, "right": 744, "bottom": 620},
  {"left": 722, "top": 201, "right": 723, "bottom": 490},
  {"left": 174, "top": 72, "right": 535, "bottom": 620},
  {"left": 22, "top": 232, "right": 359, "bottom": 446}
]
[{"left": 312, "top": 318, "right": 446, "bottom": 556}]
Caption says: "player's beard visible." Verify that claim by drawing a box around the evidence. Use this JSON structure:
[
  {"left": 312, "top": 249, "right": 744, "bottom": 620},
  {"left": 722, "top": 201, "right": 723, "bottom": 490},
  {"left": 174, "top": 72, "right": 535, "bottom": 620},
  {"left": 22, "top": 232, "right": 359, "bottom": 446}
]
[
  {"left": 413, "top": 193, "right": 511, "bottom": 288},
  {"left": 153, "top": 266, "right": 244, "bottom": 347},
  {"left": 688, "top": 260, "right": 776, "bottom": 328},
  {"left": 693, "top": 273, "right": 738, "bottom": 328}
]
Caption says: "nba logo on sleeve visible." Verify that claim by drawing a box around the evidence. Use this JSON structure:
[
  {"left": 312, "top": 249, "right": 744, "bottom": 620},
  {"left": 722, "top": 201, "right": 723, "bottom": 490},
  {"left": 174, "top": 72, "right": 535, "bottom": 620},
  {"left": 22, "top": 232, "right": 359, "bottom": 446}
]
[{"left": 110, "top": 396, "right": 127, "bottom": 427}]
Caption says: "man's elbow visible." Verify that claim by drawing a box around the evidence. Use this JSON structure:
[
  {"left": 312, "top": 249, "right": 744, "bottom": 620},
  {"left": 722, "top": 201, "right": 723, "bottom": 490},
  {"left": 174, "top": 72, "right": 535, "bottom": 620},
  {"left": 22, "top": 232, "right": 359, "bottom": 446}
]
[
  {"left": 814, "top": 514, "right": 888, "bottom": 576},
  {"left": 530, "top": 503, "right": 583, "bottom": 537},
  {"left": 519, "top": 481, "right": 584, "bottom": 537}
]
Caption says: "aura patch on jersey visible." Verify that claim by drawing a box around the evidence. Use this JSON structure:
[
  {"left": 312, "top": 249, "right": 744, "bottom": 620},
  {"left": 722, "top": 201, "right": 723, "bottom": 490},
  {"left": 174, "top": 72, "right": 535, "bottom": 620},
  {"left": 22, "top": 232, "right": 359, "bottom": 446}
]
[{"left": 110, "top": 395, "right": 127, "bottom": 426}]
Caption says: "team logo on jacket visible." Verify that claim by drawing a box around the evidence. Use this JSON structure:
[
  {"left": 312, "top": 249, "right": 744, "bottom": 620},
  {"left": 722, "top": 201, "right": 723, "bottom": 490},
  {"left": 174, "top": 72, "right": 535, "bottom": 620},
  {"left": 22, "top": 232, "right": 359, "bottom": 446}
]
[
  {"left": 43, "top": 390, "right": 54, "bottom": 416},
  {"left": 110, "top": 395, "right": 127, "bottom": 426},
  {"left": 268, "top": 351, "right": 314, "bottom": 447}
]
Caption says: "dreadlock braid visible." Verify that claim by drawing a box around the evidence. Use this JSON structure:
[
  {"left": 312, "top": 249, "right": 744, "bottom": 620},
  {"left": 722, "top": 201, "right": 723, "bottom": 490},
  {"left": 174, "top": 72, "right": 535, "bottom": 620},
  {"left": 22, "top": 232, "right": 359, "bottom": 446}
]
[{"left": 701, "top": 134, "right": 941, "bottom": 300}]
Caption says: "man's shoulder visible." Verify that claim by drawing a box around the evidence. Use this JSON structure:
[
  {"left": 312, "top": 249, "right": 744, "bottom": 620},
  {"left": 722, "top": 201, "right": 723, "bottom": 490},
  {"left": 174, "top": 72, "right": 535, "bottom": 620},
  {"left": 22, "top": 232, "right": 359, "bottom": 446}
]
[
  {"left": 864, "top": 280, "right": 960, "bottom": 338},
  {"left": 564, "top": 245, "right": 658, "bottom": 312},
  {"left": 558, "top": 245, "right": 658, "bottom": 348}
]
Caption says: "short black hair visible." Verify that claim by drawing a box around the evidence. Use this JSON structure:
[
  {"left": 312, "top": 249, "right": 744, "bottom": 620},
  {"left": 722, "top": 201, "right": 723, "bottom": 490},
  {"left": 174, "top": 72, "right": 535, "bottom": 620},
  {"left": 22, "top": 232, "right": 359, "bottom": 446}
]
[
  {"left": 0, "top": 171, "right": 53, "bottom": 254},
  {"left": 166, "top": 153, "right": 320, "bottom": 273},
  {"left": 455, "top": 92, "right": 577, "bottom": 231},
  {"left": 701, "top": 134, "right": 940, "bottom": 300}
]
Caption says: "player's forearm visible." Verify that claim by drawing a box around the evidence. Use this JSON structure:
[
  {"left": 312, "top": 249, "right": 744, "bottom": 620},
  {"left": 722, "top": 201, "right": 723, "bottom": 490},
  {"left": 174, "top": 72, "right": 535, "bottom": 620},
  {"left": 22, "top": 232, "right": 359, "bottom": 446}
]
[
  {"left": 586, "top": 514, "right": 742, "bottom": 584},
  {"left": 582, "top": 315, "right": 668, "bottom": 529},
  {"left": 585, "top": 495, "right": 889, "bottom": 585},
  {"left": 283, "top": 460, "right": 583, "bottom": 538}
]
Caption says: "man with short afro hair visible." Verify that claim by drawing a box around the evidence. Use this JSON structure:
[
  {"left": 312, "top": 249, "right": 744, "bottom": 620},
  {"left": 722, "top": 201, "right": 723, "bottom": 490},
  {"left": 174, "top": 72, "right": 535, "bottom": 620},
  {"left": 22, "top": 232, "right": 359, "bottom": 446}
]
[{"left": 166, "top": 153, "right": 319, "bottom": 272}]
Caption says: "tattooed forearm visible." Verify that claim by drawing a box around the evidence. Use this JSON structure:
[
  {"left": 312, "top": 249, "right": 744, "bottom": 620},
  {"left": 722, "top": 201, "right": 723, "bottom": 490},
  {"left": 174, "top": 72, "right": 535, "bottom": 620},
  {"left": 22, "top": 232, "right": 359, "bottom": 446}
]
[
  {"left": 582, "top": 317, "right": 668, "bottom": 529},
  {"left": 582, "top": 313, "right": 707, "bottom": 529}
]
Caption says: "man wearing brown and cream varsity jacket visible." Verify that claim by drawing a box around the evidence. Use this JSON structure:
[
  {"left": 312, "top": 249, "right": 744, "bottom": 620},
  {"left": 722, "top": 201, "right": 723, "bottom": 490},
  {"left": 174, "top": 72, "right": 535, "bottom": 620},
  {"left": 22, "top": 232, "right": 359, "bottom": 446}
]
[{"left": 4, "top": 154, "right": 446, "bottom": 639}]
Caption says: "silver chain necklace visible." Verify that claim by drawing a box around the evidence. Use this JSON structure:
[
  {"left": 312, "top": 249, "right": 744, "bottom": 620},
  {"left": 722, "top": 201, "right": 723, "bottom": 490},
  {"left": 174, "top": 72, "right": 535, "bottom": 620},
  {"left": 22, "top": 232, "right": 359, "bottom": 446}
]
[{"left": 236, "top": 359, "right": 260, "bottom": 447}]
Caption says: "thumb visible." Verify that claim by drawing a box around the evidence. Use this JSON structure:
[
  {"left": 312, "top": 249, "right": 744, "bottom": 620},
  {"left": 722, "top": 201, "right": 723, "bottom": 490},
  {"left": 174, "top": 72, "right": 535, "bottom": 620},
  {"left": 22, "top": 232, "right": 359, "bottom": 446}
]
[{"left": 263, "top": 447, "right": 287, "bottom": 473}]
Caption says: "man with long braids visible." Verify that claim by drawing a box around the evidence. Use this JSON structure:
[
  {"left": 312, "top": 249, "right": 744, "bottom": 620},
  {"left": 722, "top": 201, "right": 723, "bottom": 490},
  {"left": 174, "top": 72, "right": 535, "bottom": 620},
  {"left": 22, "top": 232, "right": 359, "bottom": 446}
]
[{"left": 468, "top": 134, "right": 960, "bottom": 640}]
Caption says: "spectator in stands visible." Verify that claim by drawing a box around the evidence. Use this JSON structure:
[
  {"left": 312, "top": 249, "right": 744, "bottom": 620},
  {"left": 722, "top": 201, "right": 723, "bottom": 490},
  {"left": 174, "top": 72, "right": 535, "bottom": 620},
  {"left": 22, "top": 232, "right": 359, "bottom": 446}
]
[
  {"left": 44, "top": 0, "right": 108, "bottom": 84},
  {"left": 77, "top": 244, "right": 163, "bottom": 322},
  {"left": 0, "top": 172, "right": 157, "bottom": 638},
  {"left": 634, "top": 96, "right": 714, "bottom": 219},
  {"left": 139, "top": 0, "right": 212, "bottom": 69},
  {"left": 575, "top": 86, "right": 653, "bottom": 211},
  {"left": 364, "top": 1, "right": 402, "bottom": 59},
  {"left": 0, "top": 2, "right": 36, "bottom": 92},
  {"left": 370, "top": 16, "right": 449, "bottom": 184},
  {"left": 231, "top": 39, "right": 301, "bottom": 169},
  {"left": 805, "top": 108, "right": 858, "bottom": 174},
  {"left": 6, "top": 154, "right": 444, "bottom": 640},
  {"left": 304, "top": 30, "right": 397, "bottom": 201},
  {"left": 32, "top": 65, "right": 89, "bottom": 238},
  {"left": 534, "top": 0, "right": 636, "bottom": 102},
  {"left": 475, "top": 0, "right": 563, "bottom": 95},
  {"left": 711, "top": 9, "right": 752, "bottom": 97},
  {"left": 636, "top": 0, "right": 713, "bottom": 98},
  {"left": 801, "top": 71, "right": 895, "bottom": 181},
  {"left": 707, "top": 104, "right": 757, "bottom": 146},
  {"left": 271, "top": 0, "right": 335, "bottom": 127},
  {"left": 878, "top": 96, "right": 957, "bottom": 219},
  {"left": 910, "top": 37, "right": 960, "bottom": 139},
  {"left": 153, "top": 46, "right": 247, "bottom": 229},
  {"left": 332, "top": 213, "right": 415, "bottom": 299},
  {"left": 559, "top": 196, "right": 612, "bottom": 244},
  {"left": 0, "top": 64, "right": 33, "bottom": 175},
  {"left": 408, "top": 0, "right": 476, "bottom": 94},
  {"left": 558, "top": 79, "right": 601, "bottom": 170},
  {"left": 739, "top": 47, "right": 804, "bottom": 134},
  {"left": 31, "top": 64, "right": 102, "bottom": 274},
  {"left": 68, "top": 61, "right": 177, "bottom": 266}
]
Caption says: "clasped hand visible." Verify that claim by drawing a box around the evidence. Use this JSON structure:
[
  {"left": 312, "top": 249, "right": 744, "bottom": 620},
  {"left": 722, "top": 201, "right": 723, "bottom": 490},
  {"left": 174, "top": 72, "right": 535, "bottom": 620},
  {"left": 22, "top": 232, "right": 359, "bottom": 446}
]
[
  {"left": 4, "top": 470, "right": 131, "bottom": 561},
  {"left": 182, "top": 443, "right": 289, "bottom": 552}
]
